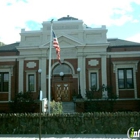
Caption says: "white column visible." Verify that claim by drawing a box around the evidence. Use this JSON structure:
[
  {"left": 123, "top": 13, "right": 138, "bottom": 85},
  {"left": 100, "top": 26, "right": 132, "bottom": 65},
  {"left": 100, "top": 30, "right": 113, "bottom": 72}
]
[
  {"left": 134, "top": 66, "right": 137, "bottom": 99},
  {"left": 101, "top": 55, "right": 107, "bottom": 98},
  {"left": 39, "top": 58, "right": 46, "bottom": 98},
  {"left": 77, "top": 56, "right": 86, "bottom": 98},
  {"left": 8, "top": 70, "right": 11, "bottom": 101},
  {"left": 18, "top": 59, "right": 24, "bottom": 92}
]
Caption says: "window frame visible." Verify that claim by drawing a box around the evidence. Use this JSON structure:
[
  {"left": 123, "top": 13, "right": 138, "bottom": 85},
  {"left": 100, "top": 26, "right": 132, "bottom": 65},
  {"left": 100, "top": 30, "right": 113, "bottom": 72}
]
[
  {"left": 0, "top": 72, "right": 9, "bottom": 92},
  {"left": 53, "top": 64, "right": 72, "bottom": 75},
  {"left": 88, "top": 69, "right": 99, "bottom": 90},
  {"left": 118, "top": 68, "right": 134, "bottom": 89},
  {"left": 26, "top": 72, "right": 36, "bottom": 92},
  {"left": 90, "top": 72, "right": 97, "bottom": 89}
]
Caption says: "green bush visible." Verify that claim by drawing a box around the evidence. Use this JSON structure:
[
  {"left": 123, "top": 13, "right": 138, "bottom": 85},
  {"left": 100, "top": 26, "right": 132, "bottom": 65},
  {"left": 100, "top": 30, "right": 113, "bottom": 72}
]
[
  {"left": 50, "top": 100, "right": 63, "bottom": 114},
  {"left": 85, "top": 85, "right": 117, "bottom": 112},
  {"left": 9, "top": 92, "right": 37, "bottom": 113}
]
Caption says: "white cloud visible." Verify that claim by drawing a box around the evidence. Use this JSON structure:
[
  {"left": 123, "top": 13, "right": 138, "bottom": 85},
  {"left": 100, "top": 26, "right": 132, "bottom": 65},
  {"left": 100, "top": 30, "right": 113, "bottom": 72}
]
[
  {"left": 0, "top": 0, "right": 140, "bottom": 44},
  {"left": 126, "top": 33, "right": 140, "bottom": 43}
]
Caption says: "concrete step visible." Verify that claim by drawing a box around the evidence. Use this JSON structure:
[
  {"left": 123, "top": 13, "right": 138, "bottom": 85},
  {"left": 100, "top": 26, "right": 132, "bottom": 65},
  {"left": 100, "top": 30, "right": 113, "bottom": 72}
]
[{"left": 62, "top": 102, "right": 75, "bottom": 113}]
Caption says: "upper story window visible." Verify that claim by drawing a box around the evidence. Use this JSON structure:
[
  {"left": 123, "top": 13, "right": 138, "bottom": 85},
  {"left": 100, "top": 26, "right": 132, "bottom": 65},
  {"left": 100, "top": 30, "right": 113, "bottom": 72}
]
[
  {"left": 53, "top": 64, "right": 72, "bottom": 75},
  {"left": 118, "top": 68, "right": 134, "bottom": 89},
  {"left": 0, "top": 72, "right": 9, "bottom": 92}
]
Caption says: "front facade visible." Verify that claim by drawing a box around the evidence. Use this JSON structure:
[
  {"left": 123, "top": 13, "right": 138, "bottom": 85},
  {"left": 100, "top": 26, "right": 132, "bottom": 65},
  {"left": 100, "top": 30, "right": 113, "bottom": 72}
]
[{"left": 0, "top": 16, "right": 140, "bottom": 112}]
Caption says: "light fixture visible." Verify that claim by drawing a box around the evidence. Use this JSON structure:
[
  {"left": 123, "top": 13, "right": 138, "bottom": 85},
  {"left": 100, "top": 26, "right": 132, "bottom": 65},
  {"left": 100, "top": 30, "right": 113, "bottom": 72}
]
[
  {"left": 77, "top": 67, "right": 81, "bottom": 72},
  {"left": 38, "top": 69, "right": 42, "bottom": 73},
  {"left": 77, "top": 67, "right": 82, "bottom": 98},
  {"left": 59, "top": 72, "right": 64, "bottom": 80}
]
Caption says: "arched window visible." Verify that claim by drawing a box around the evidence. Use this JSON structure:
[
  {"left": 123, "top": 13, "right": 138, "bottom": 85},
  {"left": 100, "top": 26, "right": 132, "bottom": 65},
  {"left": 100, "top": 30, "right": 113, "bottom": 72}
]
[{"left": 53, "top": 64, "right": 72, "bottom": 75}]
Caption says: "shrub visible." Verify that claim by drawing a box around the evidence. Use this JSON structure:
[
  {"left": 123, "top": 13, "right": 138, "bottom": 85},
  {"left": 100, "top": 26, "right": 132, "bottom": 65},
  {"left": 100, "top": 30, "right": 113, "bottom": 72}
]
[
  {"left": 85, "top": 85, "right": 117, "bottom": 112},
  {"left": 50, "top": 100, "right": 63, "bottom": 114},
  {"left": 9, "top": 91, "right": 36, "bottom": 113}
]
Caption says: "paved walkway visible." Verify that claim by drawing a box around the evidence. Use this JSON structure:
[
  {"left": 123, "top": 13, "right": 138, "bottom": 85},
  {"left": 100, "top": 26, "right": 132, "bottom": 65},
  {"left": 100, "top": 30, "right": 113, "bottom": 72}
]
[{"left": 0, "top": 134, "right": 131, "bottom": 140}]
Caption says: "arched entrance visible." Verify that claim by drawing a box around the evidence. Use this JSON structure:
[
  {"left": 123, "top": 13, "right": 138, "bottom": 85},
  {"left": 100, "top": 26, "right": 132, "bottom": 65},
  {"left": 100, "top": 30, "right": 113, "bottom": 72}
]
[{"left": 52, "top": 63, "right": 73, "bottom": 102}]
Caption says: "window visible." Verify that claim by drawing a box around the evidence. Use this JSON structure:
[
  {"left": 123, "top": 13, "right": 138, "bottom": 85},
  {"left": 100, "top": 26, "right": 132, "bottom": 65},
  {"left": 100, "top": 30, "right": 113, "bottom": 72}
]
[
  {"left": 89, "top": 70, "right": 99, "bottom": 90},
  {"left": 0, "top": 72, "right": 9, "bottom": 92},
  {"left": 28, "top": 74, "right": 35, "bottom": 91},
  {"left": 118, "top": 68, "right": 133, "bottom": 89},
  {"left": 90, "top": 72, "right": 97, "bottom": 88},
  {"left": 53, "top": 64, "right": 72, "bottom": 75}
]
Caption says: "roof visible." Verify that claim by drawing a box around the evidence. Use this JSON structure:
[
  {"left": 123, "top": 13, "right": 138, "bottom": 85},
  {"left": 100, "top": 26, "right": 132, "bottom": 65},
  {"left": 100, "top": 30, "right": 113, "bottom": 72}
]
[
  {"left": 0, "top": 42, "right": 19, "bottom": 52},
  {"left": 0, "top": 39, "right": 140, "bottom": 52},
  {"left": 107, "top": 38, "right": 140, "bottom": 47},
  {"left": 58, "top": 15, "right": 78, "bottom": 21}
]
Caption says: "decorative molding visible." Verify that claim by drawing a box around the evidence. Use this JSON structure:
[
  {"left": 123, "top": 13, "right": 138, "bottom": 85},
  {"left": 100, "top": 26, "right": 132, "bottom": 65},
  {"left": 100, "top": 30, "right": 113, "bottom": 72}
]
[
  {"left": 88, "top": 59, "right": 99, "bottom": 66},
  {"left": 46, "top": 25, "right": 79, "bottom": 30},
  {"left": 51, "top": 60, "right": 75, "bottom": 75},
  {"left": 112, "top": 60, "right": 139, "bottom": 98},
  {"left": 0, "top": 65, "right": 13, "bottom": 76},
  {"left": 112, "top": 61, "right": 139, "bottom": 73},
  {"left": 26, "top": 62, "right": 36, "bottom": 68}
]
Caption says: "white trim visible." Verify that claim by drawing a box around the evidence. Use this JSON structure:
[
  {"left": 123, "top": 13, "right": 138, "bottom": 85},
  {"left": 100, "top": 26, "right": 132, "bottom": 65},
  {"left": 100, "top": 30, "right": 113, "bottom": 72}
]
[
  {"left": 51, "top": 60, "right": 75, "bottom": 77},
  {"left": 39, "top": 34, "right": 84, "bottom": 48},
  {"left": 39, "top": 58, "right": 46, "bottom": 98},
  {"left": 107, "top": 52, "right": 140, "bottom": 58},
  {"left": 101, "top": 55, "right": 107, "bottom": 98},
  {"left": 0, "top": 58, "right": 18, "bottom": 62},
  {"left": 26, "top": 71, "right": 36, "bottom": 92},
  {"left": 18, "top": 59, "right": 24, "bottom": 92}
]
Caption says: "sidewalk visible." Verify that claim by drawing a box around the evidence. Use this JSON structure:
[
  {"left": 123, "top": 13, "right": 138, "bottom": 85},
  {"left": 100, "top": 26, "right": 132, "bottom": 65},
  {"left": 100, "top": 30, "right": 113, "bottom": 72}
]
[{"left": 0, "top": 134, "right": 130, "bottom": 140}]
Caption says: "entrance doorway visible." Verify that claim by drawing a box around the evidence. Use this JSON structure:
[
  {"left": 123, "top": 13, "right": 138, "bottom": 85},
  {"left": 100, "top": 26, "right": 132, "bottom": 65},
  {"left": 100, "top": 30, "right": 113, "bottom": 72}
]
[
  {"left": 52, "top": 63, "right": 73, "bottom": 102},
  {"left": 54, "top": 83, "right": 71, "bottom": 101}
]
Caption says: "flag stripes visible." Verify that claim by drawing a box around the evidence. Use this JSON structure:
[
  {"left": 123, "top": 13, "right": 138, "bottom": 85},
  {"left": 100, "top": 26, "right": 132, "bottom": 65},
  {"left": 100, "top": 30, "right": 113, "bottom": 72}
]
[{"left": 52, "top": 31, "right": 61, "bottom": 63}]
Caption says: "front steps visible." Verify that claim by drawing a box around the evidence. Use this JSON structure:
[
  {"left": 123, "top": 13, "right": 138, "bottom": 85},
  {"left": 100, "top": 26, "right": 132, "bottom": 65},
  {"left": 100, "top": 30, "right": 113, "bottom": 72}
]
[{"left": 62, "top": 102, "right": 75, "bottom": 113}]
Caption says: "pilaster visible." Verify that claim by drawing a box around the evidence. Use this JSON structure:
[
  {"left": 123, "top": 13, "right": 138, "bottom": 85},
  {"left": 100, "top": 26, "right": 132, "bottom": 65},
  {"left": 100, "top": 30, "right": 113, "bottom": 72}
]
[
  {"left": 101, "top": 55, "right": 107, "bottom": 98},
  {"left": 39, "top": 58, "right": 46, "bottom": 98},
  {"left": 77, "top": 56, "right": 86, "bottom": 98},
  {"left": 18, "top": 58, "right": 24, "bottom": 92}
]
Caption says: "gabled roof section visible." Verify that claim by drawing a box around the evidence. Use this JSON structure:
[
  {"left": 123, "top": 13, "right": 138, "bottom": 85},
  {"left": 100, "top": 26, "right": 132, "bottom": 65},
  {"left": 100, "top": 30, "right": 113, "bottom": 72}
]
[
  {"left": 0, "top": 42, "right": 19, "bottom": 52},
  {"left": 59, "top": 34, "right": 84, "bottom": 45},
  {"left": 107, "top": 38, "right": 140, "bottom": 47},
  {"left": 40, "top": 34, "right": 84, "bottom": 48}
]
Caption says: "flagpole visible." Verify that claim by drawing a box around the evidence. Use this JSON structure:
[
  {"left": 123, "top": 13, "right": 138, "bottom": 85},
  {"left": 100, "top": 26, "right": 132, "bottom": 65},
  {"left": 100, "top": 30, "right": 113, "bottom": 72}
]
[{"left": 48, "top": 19, "right": 53, "bottom": 114}]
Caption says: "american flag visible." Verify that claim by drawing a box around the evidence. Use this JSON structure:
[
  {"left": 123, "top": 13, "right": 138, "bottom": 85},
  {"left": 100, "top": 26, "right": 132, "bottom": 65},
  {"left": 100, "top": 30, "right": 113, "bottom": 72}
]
[{"left": 52, "top": 31, "right": 61, "bottom": 63}]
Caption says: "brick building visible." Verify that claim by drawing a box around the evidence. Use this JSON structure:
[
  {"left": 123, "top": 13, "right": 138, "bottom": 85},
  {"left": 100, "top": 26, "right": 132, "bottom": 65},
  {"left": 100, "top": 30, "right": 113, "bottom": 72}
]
[{"left": 0, "top": 16, "right": 140, "bottom": 112}]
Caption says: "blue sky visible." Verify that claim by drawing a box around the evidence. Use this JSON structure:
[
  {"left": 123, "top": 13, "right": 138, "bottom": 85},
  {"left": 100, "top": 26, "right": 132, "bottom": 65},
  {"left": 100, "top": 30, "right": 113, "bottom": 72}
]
[{"left": 0, "top": 0, "right": 140, "bottom": 44}]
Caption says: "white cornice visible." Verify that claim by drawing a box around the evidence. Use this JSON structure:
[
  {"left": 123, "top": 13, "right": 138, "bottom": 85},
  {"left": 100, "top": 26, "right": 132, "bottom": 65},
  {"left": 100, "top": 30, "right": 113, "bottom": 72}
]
[
  {"left": 107, "top": 51, "right": 140, "bottom": 55},
  {"left": 84, "top": 43, "right": 109, "bottom": 46},
  {"left": 0, "top": 57, "right": 18, "bottom": 61},
  {"left": 17, "top": 46, "right": 39, "bottom": 50},
  {"left": 39, "top": 34, "right": 84, "bottom": 48}
]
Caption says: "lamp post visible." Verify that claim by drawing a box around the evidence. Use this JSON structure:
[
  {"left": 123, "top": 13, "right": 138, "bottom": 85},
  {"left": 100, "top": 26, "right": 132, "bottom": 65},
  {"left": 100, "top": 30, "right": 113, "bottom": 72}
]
[
  {"left": 59, "top": 72, "right": 64, "bottom": 80},
  {"left": 38, "top": 69, "right": 42, "bottom": 140},
  {"left": 77, "top": 68, "right": 82, "bottom": 98}
]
